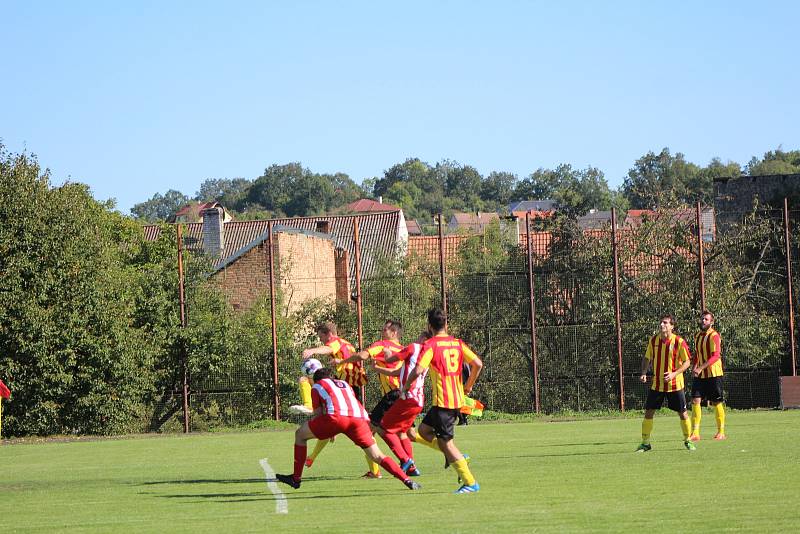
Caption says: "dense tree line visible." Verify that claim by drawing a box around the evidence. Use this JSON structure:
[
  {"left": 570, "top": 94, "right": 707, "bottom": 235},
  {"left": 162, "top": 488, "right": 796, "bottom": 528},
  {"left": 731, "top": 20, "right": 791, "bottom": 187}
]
[{"left": 131, "top": 148, "right": 800, "bottom": 223}]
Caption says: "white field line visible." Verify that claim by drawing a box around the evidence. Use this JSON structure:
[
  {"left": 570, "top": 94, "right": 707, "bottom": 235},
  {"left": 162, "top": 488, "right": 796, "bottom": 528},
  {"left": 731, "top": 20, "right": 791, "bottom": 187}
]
[{"left": 259, "top": 458, "right": 289, "bottom": 514}]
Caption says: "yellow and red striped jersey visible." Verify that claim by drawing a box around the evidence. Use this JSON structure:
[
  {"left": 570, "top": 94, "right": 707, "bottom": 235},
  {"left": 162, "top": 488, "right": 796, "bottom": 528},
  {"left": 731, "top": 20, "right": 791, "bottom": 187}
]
[
  {"left": 645, "top": 333, "right": 691, "bottom": 392},
  {"left": 694, "top": 328, "right": 723, "bottom": 378},
  {"left": 326, "top": 336, "right": 367, "bottom": 387},
  {"left": 365, "top": 340, "right": 404, "bottom": 394},
  {"left": 418, "top": 334, "right": 478, "bottom": 409}
]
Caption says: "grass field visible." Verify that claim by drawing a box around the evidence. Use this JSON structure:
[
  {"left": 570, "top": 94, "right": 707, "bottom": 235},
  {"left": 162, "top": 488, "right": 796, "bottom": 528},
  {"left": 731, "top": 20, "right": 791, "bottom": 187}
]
[{"left": 2, "top": 410, "right": 799, "bottom": 533}]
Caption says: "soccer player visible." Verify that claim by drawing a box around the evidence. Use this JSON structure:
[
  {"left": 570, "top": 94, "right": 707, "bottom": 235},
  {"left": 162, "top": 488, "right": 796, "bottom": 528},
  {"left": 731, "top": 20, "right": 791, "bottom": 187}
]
[
  {"left": 402, "top": 308, "right": 483, "bottom": 494},
  {"left": 371, "top": 330, "right": 432, "bottom": 477},
  {"left": 333, "top": 319, "right": 405, "bottom": 478},
  {"left": 275, "top": 365, "right": 421, "bottom": 492},
  {"left": 690, "top": 310, "right": 726, "bottom": 441},
  {"left": 300, "top": 322, "right": 368, "bottom": 469},
  {"left": 636, "top": 314, "right": 695, "bottom": 452}
]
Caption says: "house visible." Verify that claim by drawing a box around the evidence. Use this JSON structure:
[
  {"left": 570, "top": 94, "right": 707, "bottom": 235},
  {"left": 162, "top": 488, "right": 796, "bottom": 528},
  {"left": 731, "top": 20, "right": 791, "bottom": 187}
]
[
  {"left": 343, "top": 197, "right": 402, "bottom": 213},
  {"left": 169, "top": 201, "right": 233, "bottom": 223},
  {"left": 406, "top": 219, "right": 422, "bottom": 236},
  {"left": 448, "top": 212, "right": 500, "bottom": 234},
  {"left": 143, "top": 207, "right": 409, "bottom": 312},
  {"left": 576, "top": 210, "right": 617, "bottom": 230},
  {"left": 624, "top": 207, "right": 715, "bottom": 241}
]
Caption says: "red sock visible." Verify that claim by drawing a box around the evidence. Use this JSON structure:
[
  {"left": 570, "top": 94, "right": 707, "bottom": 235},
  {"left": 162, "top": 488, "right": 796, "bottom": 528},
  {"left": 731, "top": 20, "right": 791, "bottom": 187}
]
[
  {"left": 379, "top": 456, "right": 409, "bottom": 481},
  {"left": 400, "top": 436, "right": 414, "bottom": 460},
  {"left": 382, "top": 433, "right": 409, "bottom": 463},
  {"left": 293, "top": 444, "right": 307, "bottom": 480}
]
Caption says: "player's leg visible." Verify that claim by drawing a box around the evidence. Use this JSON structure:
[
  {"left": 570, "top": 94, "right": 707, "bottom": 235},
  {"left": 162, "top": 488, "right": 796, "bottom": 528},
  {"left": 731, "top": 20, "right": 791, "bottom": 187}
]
[
  {"left": 413, "top": 414, "right": 442, "bottom": 451},
  {"left": 276, "top": 419, "right": 319, "bottom": 489},
  {"left": 690, "top": 379, "right": 703, "bottom": 440},
  {"left": 289, "top": 376, "right": 314, "bottom": 415},
  {"left": 637, "top": 390, "right": 660, "bottom": 451},
  {"left": 305, "top": 438, "right": 330, "bottom": 468},
  {"left": 710, "top": 377, "right": 726, "bottom": 439},
  {"left": 346, "top": 419, "right": 420, "bottom": 490},
  {"left": 434, "top": 409, "right": 477, "bottom": 493},
  {"left": 670, "top": 392, "right": 695, "bottom": 450}
]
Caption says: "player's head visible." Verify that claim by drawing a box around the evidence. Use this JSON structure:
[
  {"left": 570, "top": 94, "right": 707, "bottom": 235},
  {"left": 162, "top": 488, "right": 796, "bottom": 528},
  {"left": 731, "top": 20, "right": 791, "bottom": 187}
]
[
  {"left": 383, "top": 319, "right": 402, "bottom": 340},
  {"left": 316, "top": 321, "right": 337, "bottom": 343},
  {"left": 416, "top": 329, "right": 432, "bottom": 344},
  {"left": 312, "top": 367, "right": 333, "bottom": 382},
  {"left": 659, "top": 314, "right": 675, "bottom": 336},
  {"left": 700, "top": 310, "right": 714, "bottom": 330},
  {"left": 427, "top": 307, "right": 447, "bottom": 333}
]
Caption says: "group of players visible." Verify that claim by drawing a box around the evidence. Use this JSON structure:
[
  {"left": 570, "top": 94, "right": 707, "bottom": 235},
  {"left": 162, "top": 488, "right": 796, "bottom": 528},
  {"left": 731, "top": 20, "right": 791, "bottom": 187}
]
[
  {"left": 274, "top": 307, "right": 727, "bottom": 493},
  {"left": 637, "top": 310, "right": 727, "bottom": 452},
  {"left": 276, "top": 307, "right": 483, "bottom": 494}
]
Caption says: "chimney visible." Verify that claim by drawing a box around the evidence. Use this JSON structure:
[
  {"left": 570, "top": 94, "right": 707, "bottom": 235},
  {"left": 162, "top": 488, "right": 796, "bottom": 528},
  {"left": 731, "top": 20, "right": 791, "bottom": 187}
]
[
  {"left": 378, "top": 196, "right": 383, "bottom": 204},
  {"left": 315, "top": 220, "right": 330, "bottom": 234},
  {"left": 202, "top": 207, "right": 225, "bottom": 257}
]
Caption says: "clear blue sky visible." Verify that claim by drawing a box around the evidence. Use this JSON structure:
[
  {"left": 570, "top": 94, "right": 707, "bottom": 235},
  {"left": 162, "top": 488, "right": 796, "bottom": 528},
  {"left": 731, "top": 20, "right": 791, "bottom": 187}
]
[{"left": 3, "top": 1, "right": 798, "bottom": 215}]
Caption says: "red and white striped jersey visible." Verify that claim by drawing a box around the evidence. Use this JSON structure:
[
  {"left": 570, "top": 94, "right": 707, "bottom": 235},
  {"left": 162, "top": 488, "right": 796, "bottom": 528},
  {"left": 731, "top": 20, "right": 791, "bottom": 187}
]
[
  {"left": 311, "top": 378, "right": 369, "bottom": 419},
  {"left": 397, "top": 342, "right": 429, "bottom": 408}
]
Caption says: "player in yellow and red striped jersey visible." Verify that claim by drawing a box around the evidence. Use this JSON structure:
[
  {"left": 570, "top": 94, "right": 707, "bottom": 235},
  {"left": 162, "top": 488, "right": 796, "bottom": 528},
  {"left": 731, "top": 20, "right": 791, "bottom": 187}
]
[
  {"left": 330, "top": 319, "right": 405, "bottom": 478},
  {"left": 402, "top": 308, "right": 483, "bottom": 494},
  {"left": 300, "top": 322, "right": 368, "bottom": 471},
  {"left": 636, "top": 314, "right": 695, "bottom": 452},
  {"left": 690, "top": 310, "right": 726, "bottom": 441}
]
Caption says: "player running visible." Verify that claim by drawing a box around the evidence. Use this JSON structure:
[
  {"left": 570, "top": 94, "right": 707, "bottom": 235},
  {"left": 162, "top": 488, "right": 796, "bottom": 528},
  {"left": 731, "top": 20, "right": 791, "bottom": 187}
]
[
  {"left": 275, "top": 363, "right": 421, "bottom": 492},
  {"left": 371, "top": 329, "right": 432, "bottom": 477},
  {"left": 402, "top": 308, "right": 483, "bottom": 494}
]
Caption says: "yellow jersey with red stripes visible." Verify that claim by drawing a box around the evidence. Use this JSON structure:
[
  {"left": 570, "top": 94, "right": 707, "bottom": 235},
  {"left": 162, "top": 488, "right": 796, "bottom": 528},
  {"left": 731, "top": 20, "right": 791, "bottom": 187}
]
[
  {"left": 365, "top": 340, "right": 404, "bottom": 394},
  {"left": 327, "top": 336, "right": 367, "bottom": 387},
  {"left": 645, "top": 333, "right": 691, "bottom": 392},
  {"left": 694, "top": 327, "right": 723, "bottom": 378},
  {"left": 418, "top": 334, "right": 478, "bottom": 409}
]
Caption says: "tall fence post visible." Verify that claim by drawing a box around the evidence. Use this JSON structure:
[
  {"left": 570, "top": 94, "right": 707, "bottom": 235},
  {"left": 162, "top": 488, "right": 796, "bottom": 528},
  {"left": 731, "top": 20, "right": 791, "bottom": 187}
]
[
  {"left": 353, "top": 216, "right": 366, "bottom": 400},
  {"left": 525, "top": 213, "right": 540, "bottom": 414},
  {"left": 437, "top": 213, "right": 448, "bottom": 317},
  {"left": 611, "top": 208, "right": 625, "bottom": 411},
  {"left": 267, "top": 222, "right": 281, "bottom": 420},
  {"left": 696, "top": 202, "right": 707, "bottom": 312},
  {"left": 176, "top": 224, "right": 190, "bottom": 433},
  {"left": 783, "top": 198, "right": 797, "bottom": 376}
]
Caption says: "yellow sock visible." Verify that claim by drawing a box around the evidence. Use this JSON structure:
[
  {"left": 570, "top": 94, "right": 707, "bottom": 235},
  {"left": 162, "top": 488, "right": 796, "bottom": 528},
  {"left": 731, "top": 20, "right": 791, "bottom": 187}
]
[
  {"left": 299, "top": 377, "right": 312, "bottom": 409},
  {"left": 691, "top": 403, "right": 702, "bottom": 435},
  {"left": 308, "top": 438, "right": 330, "bottom": 461},
  {"left": 365, "top": 452, "right": 381, "bottom": 476},
  {"left": 714, "top": 403, "right": 725, "bottom": 434},
  {"left": 414, "top": 433, "right": 441, "bottom": 451},
  {"left": 451, "top": 458, "right": 476, "bottom": 486},
  {"left": 680, "top": 417, "right": 692, "bottom": 440},
  {"left": 641, "top": 418, "right": 654, "bottom": 444}
]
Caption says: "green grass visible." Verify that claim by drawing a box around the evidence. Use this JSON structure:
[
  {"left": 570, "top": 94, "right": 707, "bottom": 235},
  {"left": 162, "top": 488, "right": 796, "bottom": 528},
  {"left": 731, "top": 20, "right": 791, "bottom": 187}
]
[{"left": 2, "top": 410, "right": 799, "bottom": 533}]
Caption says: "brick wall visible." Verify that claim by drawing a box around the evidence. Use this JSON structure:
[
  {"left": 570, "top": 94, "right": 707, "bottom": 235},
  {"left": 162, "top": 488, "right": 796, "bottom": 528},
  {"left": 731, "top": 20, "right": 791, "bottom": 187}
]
[{"left": 213, "top": 230, "right": 336, "bottom": 312}]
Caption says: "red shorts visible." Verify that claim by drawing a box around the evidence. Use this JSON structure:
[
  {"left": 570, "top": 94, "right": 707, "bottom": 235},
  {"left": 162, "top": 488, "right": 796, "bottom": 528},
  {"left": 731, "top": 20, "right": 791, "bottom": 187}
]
[
  {"left": 308, "top": 414, "right": 375, "bottom": 448},
  {"left": 380, "top": 397, "right": 423, "bottom": 434}
]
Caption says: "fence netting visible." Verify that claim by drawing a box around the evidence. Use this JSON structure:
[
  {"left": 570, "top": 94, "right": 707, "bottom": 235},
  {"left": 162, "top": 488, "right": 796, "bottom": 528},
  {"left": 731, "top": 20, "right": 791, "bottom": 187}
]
[{"left": 156, "top": 206, "right": 797, "bottom": 432}]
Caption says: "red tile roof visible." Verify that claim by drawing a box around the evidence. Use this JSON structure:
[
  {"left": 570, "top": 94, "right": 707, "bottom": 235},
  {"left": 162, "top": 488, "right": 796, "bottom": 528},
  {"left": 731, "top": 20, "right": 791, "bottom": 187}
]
[{"left": 345, "top": 198, "right": 401, "bottom": 213}]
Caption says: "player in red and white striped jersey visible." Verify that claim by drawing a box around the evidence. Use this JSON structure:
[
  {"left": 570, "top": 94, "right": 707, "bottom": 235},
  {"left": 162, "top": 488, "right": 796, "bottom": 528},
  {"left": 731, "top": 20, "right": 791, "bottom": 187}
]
[
  {"left": 275, "top": 367, "right": 421, "bottom": 491},
  {"left": 371, "top": 330, "right": 431, "bottom": 476}
]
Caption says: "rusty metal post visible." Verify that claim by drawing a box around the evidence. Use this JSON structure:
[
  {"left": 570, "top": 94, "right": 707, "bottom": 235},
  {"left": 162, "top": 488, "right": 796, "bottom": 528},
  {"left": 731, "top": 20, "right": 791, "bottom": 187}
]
[
  {"left": 783, "top": 198, "right": 797, "bottom": 376},
  {"left": 353, "top": 217, "right": 366, "bottom": 400},
  {"left": 611, "top": 208, "right": 626, "bottom": 411},
  {"left": 525, "top": 213, "right": 540, "bottom": 413},
  {"left": 267, "top": 222, "right": 281, "bottom": 420},
  {"left": 176, "top": 224, "right": 190, "bottom": 433},
  {"left": 696, "top": 202, "right": 707, "bottom": 312},
  {"left": 437, "top": 213, "right": 448, "bottom": 317}
]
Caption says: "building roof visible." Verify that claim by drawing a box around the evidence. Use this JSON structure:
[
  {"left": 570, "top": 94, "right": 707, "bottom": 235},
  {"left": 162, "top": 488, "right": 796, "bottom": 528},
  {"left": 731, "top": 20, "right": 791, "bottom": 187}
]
[
  {"left": 344, "top": 198, "right": 401, "bottom": 213},
  {"left": 509, "top": 200, "right": 556, "bottom": 213},
  {"left": 406, "top": 219, "right": 422, "bottom": 235},
  {"left": 143, "top": 210, "right": 408, "bottom": 284},
  {"left": 169, "top": 201, "right": 232, "bottom": 223},
  {"left": 576, "top": 210, "right": 616, "bottom": 229}
]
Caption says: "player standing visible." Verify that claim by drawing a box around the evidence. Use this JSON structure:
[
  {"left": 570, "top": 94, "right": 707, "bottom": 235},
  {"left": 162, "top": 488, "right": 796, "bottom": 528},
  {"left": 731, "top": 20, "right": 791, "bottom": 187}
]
[
  {"left": 275, "top": 365, "right": 421, "bottom": 492},
  {"left": 690, "top": 310, "right": 726, "bottom": 441},
  {"left": 402, "top": 308, "right": 483, "bottom": 494},
  {"left": 636, "top": 315, "right": 695, "bottom": 452}
]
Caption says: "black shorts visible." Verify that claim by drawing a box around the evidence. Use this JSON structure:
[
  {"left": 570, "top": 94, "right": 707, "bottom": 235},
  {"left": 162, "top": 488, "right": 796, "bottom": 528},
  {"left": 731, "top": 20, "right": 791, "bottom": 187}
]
[
  {"left": 421, "top": 406, "right": 459, "bottom": 441},
  {"left": 645, "top": 389, "right": 687, "bottom": 412},
  {"left": 369, "top": 389, "right": 401, "bottom": 427},
  {"left": 691, "top": 376, "right": 724, "bottom": 403}
]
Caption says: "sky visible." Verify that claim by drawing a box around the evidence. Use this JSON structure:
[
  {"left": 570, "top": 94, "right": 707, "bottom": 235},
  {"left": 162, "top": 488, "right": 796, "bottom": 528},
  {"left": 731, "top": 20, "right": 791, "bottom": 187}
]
[{"left": 2, "top": 1, "right": 799, "bottom": 215}]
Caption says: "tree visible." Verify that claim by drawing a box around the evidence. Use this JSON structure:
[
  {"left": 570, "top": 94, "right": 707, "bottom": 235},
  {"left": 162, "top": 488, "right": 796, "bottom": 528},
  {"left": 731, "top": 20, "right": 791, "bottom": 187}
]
[
  {"left": 195, "top": 177, "right": 251, "bottom": 209},
  {"left": 131, "top": 189, "right": 190, "bottom": 222},
  {"left": 481, "top": 171, "right": 518, "bottom": 208},
  {"left": 513, "top": 164, "right": 613, "bottom": 217},
  {"left": 621, "top": 148, "right": 701, "bottom": 209},
  {"left": 745, "top": 148, "right": 800, "bottom": 176}
]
